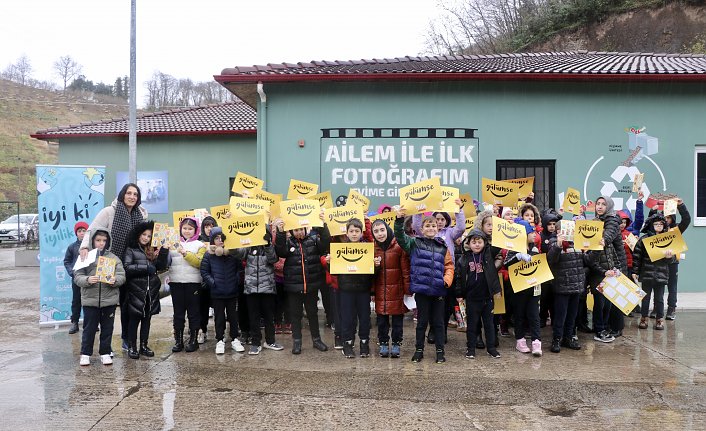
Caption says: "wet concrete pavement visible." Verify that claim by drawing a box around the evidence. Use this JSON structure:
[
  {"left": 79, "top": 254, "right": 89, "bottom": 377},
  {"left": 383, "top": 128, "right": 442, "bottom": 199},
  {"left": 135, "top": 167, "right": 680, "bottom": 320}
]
[{"left": 1, "top": 248, "right": 705, "bottom": 430}]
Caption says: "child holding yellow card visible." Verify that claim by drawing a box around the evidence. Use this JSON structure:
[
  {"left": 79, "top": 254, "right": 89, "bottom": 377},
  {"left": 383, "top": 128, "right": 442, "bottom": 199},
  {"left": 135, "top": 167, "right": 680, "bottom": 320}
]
[
  {"left": 274, "top": 211, "right": 331, "bottom": 354},
  {"left": 394, "top": 206, "right": 454, "bottom": 364},
  {"left": 632, "top": 214, "right": 673, "bottom": 331},
  {"left": 503, "top": 219, "right": 543, "bottom": 356}
]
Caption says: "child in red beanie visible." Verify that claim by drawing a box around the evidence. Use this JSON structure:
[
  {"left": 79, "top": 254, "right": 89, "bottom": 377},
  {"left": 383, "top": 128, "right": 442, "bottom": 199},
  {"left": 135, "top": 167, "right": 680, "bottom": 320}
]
[{"left": 64, "top": 221, "right": 89, "bottom": 334}]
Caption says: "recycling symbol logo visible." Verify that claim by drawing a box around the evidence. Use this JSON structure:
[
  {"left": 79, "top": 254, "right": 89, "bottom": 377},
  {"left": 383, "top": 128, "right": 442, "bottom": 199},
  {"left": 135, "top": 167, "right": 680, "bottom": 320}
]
[{"left": 583, "top": 127, "right": 666, "bottom": 212}]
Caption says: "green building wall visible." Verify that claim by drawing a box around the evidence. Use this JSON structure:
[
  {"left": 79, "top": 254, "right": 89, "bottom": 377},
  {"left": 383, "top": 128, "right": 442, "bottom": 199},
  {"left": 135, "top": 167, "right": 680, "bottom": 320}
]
[
  {"left": 58, "top": 134, "right": 256, "bottom": 224},
  {"left": 256, "top": 80, "right": 706, "bottom": 292}
]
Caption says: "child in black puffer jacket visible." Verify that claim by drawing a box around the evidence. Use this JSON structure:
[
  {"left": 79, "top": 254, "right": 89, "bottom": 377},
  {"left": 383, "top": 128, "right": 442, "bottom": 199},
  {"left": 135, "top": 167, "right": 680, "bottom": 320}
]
[
  {"left": 632, "top": 213, "right": 674, "bottom": 331},
  {"left": 123, "top": 221, "right": 170, "bottom": 359},
  {"left": 547, "top": 221, "right": 589, "bottom": 353}
]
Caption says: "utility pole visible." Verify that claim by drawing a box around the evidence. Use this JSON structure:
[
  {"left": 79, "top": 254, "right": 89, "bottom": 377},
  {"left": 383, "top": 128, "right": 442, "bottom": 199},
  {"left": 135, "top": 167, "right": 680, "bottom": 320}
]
[{"left": 128, "top": 0, "right": 137, "bottom": 183}]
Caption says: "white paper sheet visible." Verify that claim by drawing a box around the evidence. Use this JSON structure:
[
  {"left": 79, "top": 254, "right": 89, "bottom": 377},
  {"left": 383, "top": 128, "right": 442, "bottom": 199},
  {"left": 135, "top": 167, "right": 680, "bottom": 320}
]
[
  {"left": 403, "top": 295, "right": 416, "bottom": 310},
  {"left": 616, "top": 283, "right": 630, "bottom": 297},
  {"left": 72, "top": 248, "right": 97, "bottom": 271}
]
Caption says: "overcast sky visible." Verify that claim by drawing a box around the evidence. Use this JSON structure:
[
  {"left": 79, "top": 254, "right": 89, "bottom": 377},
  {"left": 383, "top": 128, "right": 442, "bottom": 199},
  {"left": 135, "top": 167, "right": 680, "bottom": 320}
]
[{"left": 2, "top": 0, "right": 440, "bottom": 106}]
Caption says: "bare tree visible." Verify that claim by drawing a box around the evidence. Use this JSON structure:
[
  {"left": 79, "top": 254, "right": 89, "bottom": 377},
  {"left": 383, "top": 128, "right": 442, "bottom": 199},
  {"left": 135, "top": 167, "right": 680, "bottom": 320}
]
[
  {"left": 3, "top": 54, "right": 33, "bottom": 85},
  {"left": 144, "top": 71, "right": 235, "bottom": 110},
  {"left": 53, "top": 55, "right": 83, "bottom": 91}
]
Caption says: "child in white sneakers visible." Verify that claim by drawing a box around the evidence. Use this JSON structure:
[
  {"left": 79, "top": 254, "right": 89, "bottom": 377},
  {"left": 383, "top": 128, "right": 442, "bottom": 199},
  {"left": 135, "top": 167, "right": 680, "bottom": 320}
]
[
  {"left": 74, "top": 229, "right": 126, "bottom": 366},
  {"left": 200, "top": 227, "right": 245, "bottom": 354}
]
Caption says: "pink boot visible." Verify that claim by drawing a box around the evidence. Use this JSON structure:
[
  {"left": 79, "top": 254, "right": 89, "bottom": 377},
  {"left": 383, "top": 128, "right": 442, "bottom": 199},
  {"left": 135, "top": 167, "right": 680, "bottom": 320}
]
[
  {"left": 531, "top": 339, "right": 542, "bottom": 357},
  {"left": 515, "top": 338, "right": 530, "bottom": 353}
]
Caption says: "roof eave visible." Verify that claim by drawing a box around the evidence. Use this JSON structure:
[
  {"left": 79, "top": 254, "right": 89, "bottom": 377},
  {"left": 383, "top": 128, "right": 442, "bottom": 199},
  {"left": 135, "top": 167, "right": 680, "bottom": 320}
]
[{"left": 30, "top": 129, "right": 257, "bottom": 141}]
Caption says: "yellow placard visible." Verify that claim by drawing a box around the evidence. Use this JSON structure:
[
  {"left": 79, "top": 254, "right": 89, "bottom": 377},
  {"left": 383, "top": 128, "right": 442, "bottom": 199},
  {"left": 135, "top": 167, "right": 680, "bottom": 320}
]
[
  {"left": 347, "top": 188, "right": 370, "bottom": 212},
  {"left": 574, "top": 220, "right": 604, "bottom": 250},
  {"left": 252, "top": 189, "right": 282, "bottom": 219},
  {"left": 625, "top": 232, "right": 638, "bottom": 251},
  {"left": 229, "top": 196, "right": 271, "bottom": 219},
  {"left": 311, "top": 191, "right": 334, "bottom": 210},
  {"left": 279, "top": 199, "right": 322, "bottom": 230},
  {"left": 632, "top": 173, "right": 644, "bottom": 193},
  {"left": 231, "top": 171, "right": 264, "bottom": 194},
  {"left": 587, "top": 290, "right": 594, "bottom": 311},
  {"left": 440, "top": 186, "right": 460, "bottom": 213},
  {"left": 399, "top": 177, "right": 442, "bottom": 215},
  {"left": 324, "top": 205, "right": 365, "bottom": 236},
  {"left": 287, "top": 179, "right": 319, "bottom": 199},
  {"left": 459, "top": 193, "right": 477, "bottom": 217},
  {"left": 96, "top": 256, "right": 117, "bottom": 283},
  {"left": 506, "top": 176, "right": 535, "bottom": 199},
  {"left": 493, "top": 276, "right": 506, "bottom": 314},
  {"left": 599, "top": 273, "right": 646, "bottom": 316},
  {"left": 481, "top": 178, "right": 519, "bottom": 208},
  {"left": 369, "top": 212, "right": 397, "bottom": 229},
  {"left": 508, "top": 254, "right": 554, "bottom": 293},
  {"left": 563, "top": 187, "right": 581, "bottom": 215},
  {"left": 492, "top": 216, "right": 527, "bottom": 253},
  {"left": 464, "top": 215, "right": 477, "bottom": 232},
  {"left": 209, "top": 204, "right": 231, "bottom": 224},
  {"left": 663, "top": 199, "right": 678, "bottom": 216},
  {"left": 644, "top": 229, "right": 688, "bottom": 262},
  {"left": 329, "top": 243, "right": 375, "bottom": 274},
  {"left": 222, "top": 215, "right": 268, "bottom": 249},
  {"left": 172, "top": 210, "right": 194, "bottom": 230}
]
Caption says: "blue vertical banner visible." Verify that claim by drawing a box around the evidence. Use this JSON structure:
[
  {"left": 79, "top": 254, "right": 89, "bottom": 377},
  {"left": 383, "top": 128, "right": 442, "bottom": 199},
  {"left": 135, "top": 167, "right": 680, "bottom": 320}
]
[{"left": 37, "top": 165, "right": 105, "bottom": 326}]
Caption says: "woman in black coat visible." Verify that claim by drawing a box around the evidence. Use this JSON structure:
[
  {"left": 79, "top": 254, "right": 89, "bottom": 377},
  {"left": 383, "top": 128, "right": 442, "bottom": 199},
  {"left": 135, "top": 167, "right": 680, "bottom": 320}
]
[{"left": 123, "top": 221, "right": 170, "bottom": 359}]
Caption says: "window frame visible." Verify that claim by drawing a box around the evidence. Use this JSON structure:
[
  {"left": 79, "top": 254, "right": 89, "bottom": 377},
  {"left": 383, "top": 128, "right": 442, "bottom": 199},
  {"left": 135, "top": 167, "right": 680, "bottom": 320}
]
[{"left": 694, "top": 147, "right": 706, "bottom": 226}]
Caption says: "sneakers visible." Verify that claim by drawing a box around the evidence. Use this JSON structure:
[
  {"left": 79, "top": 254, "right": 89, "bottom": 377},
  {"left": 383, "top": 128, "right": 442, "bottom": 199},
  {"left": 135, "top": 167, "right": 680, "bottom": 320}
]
[
  {"left": 197, "top": 329, "right": 206, "bottom": 344},
  {"left": 334, "top": 335, "right": 343, "bottom": 350},
  {"left": 593, "top": 330, "right": 615, "bottom": 343},
  {"left": 411, "top": 349, "right": 424, "bottom": 363},
  {"left": 638, "top": 317, "right": 648, "bottom": 329},
  {"left": 248, "top": 345, "right": 262, "bottom": 355},
  {"left": 275, "top": 324, "right": 283, "bottom": 334},
  {"left": 465, "top": 348, "right": 475, "bottom": 359},
  {"left": 100, "top": 354, "right": 113, "bottom": 365},
  {"left": 435, "top": 349, "right": 445, "bottom": 363},
  {"left": 209, "top": 307, "right": 214, "bottom": 318},
  {"left": 342, "top": 341, "right": 355, "bottom": 358},
  {"left": 666, "top": 308, "right": 676, "bottom": 321},
  {"left": 655, "top": 319, "right": 665, "bottom": 330},
  {"left": 263, "top": 342, "right": 284, "bottom": 351},
  {"left": 231, "top": 338, "right": 245, "bottom": 353},
  {"left": 215, "top": 340, "right": 225, "bottom": 355},
  {"left": 379, "top": 342, "right": 390, "bottom": 358},
  {"left": 561, "top": 336, "right": 581, "bottom": 350},
  {"left": 609, "top": 330, "right": 623, "bottom": 338},
  {"left": 487, "top": 350, "right": 501, "bottom": 358},
  {"left": 312, "top": 338, "right": 328, "bottom": 352},
  {"left": 79, "top": 355, "right": 90, "bottom": 366},
  {"left": 531, "top": 340, "right": 542, "bottom": 357},
  {"left": 550, "top": 338, "right": 561, "bottom": 354},
  {"left": 69, "top": 322, "right": 79, "bottom": 334},
  {"left": 360, "top": 339, "right": 370, "bottom": 358},
  {"left": 283, "top": 324, "right": 292, "bottom": 334},
  {"left": 390, "top": 342, "right": 401, "bottom": 358},
  {"left": 292, "top": 339, "right": 302, "bottom": 355},
  {"left": 515, "top": 338, "right": 531, "bottom": 353},
  {"left": 121, "top": 339, "right": 129, "bottom": 351}
]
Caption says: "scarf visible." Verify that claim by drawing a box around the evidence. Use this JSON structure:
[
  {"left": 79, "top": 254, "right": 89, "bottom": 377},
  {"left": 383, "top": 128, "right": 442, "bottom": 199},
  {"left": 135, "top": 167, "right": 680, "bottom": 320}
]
[
  {"left": 372, "top": 220, "right": 394, "bottom": 251},
  {"left": 111, "top": 201, "right": 144, "bottom": 260}
]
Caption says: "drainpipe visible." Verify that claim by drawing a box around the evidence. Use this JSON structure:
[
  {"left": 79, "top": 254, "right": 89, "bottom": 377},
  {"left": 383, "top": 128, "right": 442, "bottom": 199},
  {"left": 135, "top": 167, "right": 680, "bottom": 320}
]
[{"left": 257, "top": 82, "right": 267, "bottom": 186}]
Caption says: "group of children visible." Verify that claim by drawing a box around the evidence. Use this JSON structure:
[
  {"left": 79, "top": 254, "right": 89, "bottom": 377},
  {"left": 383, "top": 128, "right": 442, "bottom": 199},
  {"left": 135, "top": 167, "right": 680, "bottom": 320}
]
[{"left": 65, "top": 185, "right": 691, "bottom": 366}]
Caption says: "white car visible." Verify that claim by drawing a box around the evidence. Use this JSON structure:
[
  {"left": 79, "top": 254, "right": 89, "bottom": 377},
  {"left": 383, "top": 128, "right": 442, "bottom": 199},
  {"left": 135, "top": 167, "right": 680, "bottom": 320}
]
[{"left": 0, "top": 214, "right": 38, "bottom": 243}]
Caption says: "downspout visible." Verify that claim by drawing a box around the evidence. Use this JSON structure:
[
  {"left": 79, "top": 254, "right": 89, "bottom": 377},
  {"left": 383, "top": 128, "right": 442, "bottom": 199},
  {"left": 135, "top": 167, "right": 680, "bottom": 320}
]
[{"left": 257, "top": 82, "right": 267, "bottom": 186}]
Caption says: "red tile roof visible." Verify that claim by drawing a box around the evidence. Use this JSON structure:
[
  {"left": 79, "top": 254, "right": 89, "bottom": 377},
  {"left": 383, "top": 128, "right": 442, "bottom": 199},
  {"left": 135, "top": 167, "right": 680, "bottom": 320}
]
[
  {"left": 216, "top": 51, "right": 706, "bottom": 83},
  {"left": 31, "top": 102, "right": 256, "bottom": 140}
]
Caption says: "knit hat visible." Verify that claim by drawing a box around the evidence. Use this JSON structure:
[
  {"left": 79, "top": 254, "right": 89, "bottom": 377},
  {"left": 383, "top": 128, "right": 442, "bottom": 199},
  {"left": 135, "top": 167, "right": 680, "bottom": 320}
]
[
  {"left": 513, "top": 218, "right": 534, "bottom": 235},
  {"left": 210, "top": 226, "right": 226, "bottom": 244},
  {"left": 464, "top": 228, "right": 487, "bottom": 244},
  {"left": 501, "top": 207, "right": 514, "bottom": 219},
  {"left": 74, "top": 221, "right": 89, "bottom": 234}
]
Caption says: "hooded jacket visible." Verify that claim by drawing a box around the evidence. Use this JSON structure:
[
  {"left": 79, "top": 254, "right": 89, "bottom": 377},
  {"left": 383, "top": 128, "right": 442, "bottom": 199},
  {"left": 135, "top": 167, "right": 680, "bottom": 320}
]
[
  {"left": 394, "top": 217, "right": 454, "bottom": 297},
  {"left": 373, "top": 221, "right": 411, "bottom": 315},
  {"left": 546, "top": 236, "right": 589, "bottom": 295},
  {"left": 616, "top": 199, "right": 644, "bottom": 268},
  {"left": 200, "top": 227, "right": 242, "bottom": 299},
  {"left": 124, "top": 221, "right": 170, "bottom": 317},
  {"left": 275, "top": 226, "right": 331, "bottom": 294},
  {"left": 232, "top": 227, "right": 278, "bottom": 295},
  {"left": 632, "top": 220, "right": 671, "bottom": 285},
  {"left": 198, "top": 216, "right": 218, "bottom": 242},
  {"left": 454, "top": 230, "right": 501, "bottom": 299},
  {"left": 540, "top": 211, "right": 560, "bottom": 254},
  {"left": 588, "top": 196, "right": 628, "bottom": 286},
  {"left": 168, "top": 217, "right": 206, "bottom": 283},
  {"left": 74, "top": 229, "right": 126, "bottom": 308},
  {"left": 647, "top": 202, "right": 691, "bottom": 265}
]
